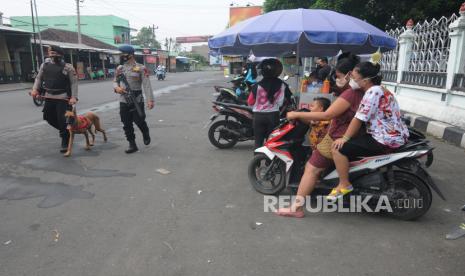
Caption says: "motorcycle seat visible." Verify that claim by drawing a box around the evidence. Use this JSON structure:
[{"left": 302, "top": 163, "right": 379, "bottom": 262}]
[
  {"left": 214, "top": 101, "right": 253, "bottom": 112},
  {"left": 392, "top": 140, "right": 429, "bottom": 153}
]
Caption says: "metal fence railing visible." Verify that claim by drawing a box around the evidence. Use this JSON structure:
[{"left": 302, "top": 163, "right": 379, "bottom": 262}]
[{"left": 401, "top": 72, "right": 447, "bottom": 88}]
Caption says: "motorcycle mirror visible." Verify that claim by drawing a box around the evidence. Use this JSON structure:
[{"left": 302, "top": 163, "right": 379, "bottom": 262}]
[{"left": 283, "top": 75, "right": 289, "bottom": 81}]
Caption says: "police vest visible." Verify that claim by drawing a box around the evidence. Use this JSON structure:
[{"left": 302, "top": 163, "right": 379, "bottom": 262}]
[{"left": 43, "top": 62, "right": 70, "bottom": 95}]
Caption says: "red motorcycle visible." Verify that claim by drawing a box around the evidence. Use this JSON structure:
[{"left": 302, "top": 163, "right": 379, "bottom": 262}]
[{"left": 248, "top": 116, "right": 445, "bottom": 220}]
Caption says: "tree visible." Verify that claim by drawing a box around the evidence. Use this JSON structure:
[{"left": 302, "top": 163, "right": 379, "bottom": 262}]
[
  {"left": 310, "top": 0, "right": 464, "bottom": 29},
  {"left": 264, "top": 0, "right": 314, "bottom": 12},
  {"left": 131, "top": 26, "right": 161, "bottom": 49},
  {"left": 263, "top": 0, "right": 464, "bottom": 30}
]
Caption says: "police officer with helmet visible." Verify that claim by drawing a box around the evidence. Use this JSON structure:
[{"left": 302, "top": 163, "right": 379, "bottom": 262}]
[
  {"left": 31, "top": 45, "right": 78, "bottom": 153},
  {"left": 114, "top": 45, "right": 155, "bottom": 154}
]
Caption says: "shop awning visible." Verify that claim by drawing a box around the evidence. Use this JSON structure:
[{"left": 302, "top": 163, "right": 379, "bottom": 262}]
[
  {"left": 32, "top": 39, "right": 120, "bottom": 54},
  {"left": 0, "top": 25, "right": 32, "bottom": 34}
]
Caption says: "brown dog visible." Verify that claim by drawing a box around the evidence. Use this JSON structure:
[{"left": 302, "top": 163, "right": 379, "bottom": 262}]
[{"left": 63, "top": 108, "right": 107, "bottom": 157}]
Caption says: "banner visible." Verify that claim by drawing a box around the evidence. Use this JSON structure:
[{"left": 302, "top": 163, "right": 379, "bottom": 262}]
[
  {"left": 229, "top": 6, "right": 262, "bottom": 27},
  {"left": 176, "top": 36, "right": 212, "bottom": 43}
]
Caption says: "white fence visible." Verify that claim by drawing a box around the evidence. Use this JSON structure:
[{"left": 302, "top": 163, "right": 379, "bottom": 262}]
[{"left": 381, "top": 6, "right": 465, "bottom": 128}]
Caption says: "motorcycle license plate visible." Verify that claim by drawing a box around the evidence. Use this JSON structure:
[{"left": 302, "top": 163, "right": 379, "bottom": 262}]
[{"left": 203, "top": 114, "right": 218, "bottom": 129}]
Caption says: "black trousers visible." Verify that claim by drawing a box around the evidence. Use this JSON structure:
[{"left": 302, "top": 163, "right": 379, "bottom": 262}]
[
  {"left": 339, "top": 133, "right": 390, "bottom": 160},
  {"left": 119, "top": 102, "right": 149, "bottom": 142},
  {"left": 253, "top": 112, "right": 280, "bottom": 149},
  {"left": 42, "top": 99, "right": 71, "bottom": 140}
]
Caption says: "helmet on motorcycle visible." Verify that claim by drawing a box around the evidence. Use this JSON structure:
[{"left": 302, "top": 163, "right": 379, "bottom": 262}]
[{"left": 260, "top": 58, "right": 283, "bottom": 78}]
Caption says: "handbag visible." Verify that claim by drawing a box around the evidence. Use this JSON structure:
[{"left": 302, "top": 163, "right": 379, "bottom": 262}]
[{"left": 316, "top": 133, "right": 334, "bottom": 159}]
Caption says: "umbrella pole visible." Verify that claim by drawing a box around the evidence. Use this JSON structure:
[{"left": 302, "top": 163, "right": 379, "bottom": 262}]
[{"left": 295, "top": 40, "right": 301, "bottom": 106}]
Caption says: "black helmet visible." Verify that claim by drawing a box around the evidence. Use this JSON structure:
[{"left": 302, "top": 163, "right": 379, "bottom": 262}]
[
  {"left": 118, "top": 44, "right": 135, "bottom": 55},
  {"left": 48, "top": 45, "right": 65, "bottom": 56},
  {"left": 260, "top": 58, "right": 283, "bottom": 78}
]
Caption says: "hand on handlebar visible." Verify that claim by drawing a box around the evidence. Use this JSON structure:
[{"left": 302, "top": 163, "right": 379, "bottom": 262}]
[{"left": 286, "top": 111, "right": 299, "bottom": 121}]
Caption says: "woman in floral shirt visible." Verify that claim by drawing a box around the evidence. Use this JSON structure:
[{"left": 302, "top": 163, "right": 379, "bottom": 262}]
[{"left": 329, "top": 61, "right": 409, "bottom": 199}]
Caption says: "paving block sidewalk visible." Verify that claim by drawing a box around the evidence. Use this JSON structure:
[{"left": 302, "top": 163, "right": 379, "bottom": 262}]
[
  {"left": 0, "top": 78, "right": 117, "bottom": 93},
  {"left": 0, "top": 82, "right": 33, "bottom": 93},
  {"left": 404, "top": 113, "right": 465, "bottom": 149}
]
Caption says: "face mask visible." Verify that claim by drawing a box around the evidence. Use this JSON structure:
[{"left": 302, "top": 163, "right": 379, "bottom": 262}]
[
  {"left": 120, "top": 55, "right": 129, "bottom": 64},
  {"left": 52, "top": 56, "right": 62, "bottom": 63},
  {"left": 349, "top": 78, "right": 361, "bottom": 90},
  {"left": 335, "top": 73, "right": 349, "bottom": 88}
]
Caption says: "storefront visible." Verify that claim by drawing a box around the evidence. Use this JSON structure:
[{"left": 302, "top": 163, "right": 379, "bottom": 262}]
[{"left": 0, "top": 26, "right": 33, "bottom": 83}]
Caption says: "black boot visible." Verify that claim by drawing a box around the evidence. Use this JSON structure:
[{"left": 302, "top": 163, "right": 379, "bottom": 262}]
[
  {"left": 142, "top": 130, "right": 151, "bottom": 145},
  {"left": 125, "top": 140, "right": 138, "bottom": 154},
  {"left": 60, "top": 136, "right": 69, "bottom": 153}
]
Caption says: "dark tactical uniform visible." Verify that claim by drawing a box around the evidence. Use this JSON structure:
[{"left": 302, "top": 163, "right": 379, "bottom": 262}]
[
  {"left": 114, "top": 45, "right": 154, "bottom": 153},
  {"left": 33, "top": 59, "right": 78, "bottom": 149}
]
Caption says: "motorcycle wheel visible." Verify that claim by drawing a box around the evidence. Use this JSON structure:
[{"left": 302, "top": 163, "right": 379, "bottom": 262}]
[
  {"left": 248, "top": 153, "right": 286, "bottom": 195},
  {"left": 33, "top": 97, "right": 44, "bottom": 107},
  {"left": 208, "top": 120, "right": 240, "bottom": 149},
  {"left": 387, "top": 171, "right": 432, "bottom": 221}
]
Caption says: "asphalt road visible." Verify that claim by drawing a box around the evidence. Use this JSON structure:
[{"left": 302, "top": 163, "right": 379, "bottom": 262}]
[{"left": 0, "top": 71, "right": 464, "bottom": 276}]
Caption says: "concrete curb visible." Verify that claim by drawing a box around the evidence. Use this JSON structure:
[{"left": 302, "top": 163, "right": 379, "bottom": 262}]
[{"left": 403, "top": 113, "right": 465, "bottom": 148}]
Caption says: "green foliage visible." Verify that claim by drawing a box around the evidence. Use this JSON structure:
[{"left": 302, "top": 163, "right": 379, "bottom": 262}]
[
  {"left": 310, "top": 0, "right": 464, "bottom": 29},
  {"left": 131, "top": 27, "right": 161, "bottom": 49},
  {"left": 263, "top": 0, "right": 464, "bottom": 30},
  {"left": 263, "top": 0, "right": 314, "bottom": 12}
]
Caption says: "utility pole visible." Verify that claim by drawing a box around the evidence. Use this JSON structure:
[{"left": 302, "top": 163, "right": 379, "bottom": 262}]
[
  {"left": 30, "top": 0, "right": 37, "bottom": 72},
  {"left": 151, "top": 24, "right": 158, "bottom": 49},
  {"left": 76, "top": 0, "right": 83, "bottom": 45},
  {"left": 33, "top": 0, "right": 44, "bottom": 63}
]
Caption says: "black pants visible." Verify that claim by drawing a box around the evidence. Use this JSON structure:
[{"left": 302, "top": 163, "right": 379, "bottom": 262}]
[
  {"left": 119, "top": 102, "right": 149, "bottom": 142},
  {"left": 253, "top": 112, "right": 280, "bottom": 148},
  {"left": 339, "top": 133, "right": 390, "bottom": 160},
  {"left": 42, "top": 99, "right": 71, "bottom": 141}
]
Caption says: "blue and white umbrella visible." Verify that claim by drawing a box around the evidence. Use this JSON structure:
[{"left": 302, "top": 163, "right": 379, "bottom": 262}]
[{"left": 209, "top": 9, "right": 397, "bottom": 57}]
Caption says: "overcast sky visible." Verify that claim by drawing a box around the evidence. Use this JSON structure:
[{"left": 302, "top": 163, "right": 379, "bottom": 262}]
[{"left": 1, "top": 0, "right": 265, "bottom": 49}]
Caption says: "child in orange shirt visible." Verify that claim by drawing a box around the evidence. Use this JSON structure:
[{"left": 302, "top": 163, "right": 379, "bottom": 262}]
[{"left": 308, "top": 97, "right": 331, "bottom": 150}]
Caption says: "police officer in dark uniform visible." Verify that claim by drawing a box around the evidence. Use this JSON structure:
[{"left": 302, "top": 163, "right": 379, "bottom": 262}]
[
  {"left": 31, "top": 45, "right": 78, "bottom": 153},
  {"left": 113, "top": 45, "right": 154, "bottom": 154}
]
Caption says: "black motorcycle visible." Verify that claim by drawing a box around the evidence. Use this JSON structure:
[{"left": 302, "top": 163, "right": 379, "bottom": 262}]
[
  {"left": 206, "top": 101, "right": 254, "bottom": 149},
  {"left": 31, "top": 73, "right": 45, "bottom": 106},
  {"left": 33, "top": 95, "right": 45, "bottom": 106},
  {"left": 206, "top": 96, "right": 296, "bottom": 149},
  {"left": 213, "top": 75, "right": 250, "bottom": 105}
]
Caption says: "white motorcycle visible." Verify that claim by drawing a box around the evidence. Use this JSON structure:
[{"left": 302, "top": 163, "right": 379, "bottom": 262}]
[{"left": 248, "top": 118, "right": 445, "bottom": 220}]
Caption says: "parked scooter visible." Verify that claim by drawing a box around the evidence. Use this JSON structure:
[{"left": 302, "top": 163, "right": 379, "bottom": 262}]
[
  {"left": 32, "top": 94, "right": 45, "bottom": 106},
  {"left": 248, "top": 116, "right": 445, "bottom": 220},
  {"left": 206, "top": 96, "right": 296, "bottom": 149},
  {"left": 207, "top": 75, "right": 294, "bottom": 149},
  {"left": 31, "top": 72, "right": 45, "bottom": 106},
  {"left": 213, "top": 75, "right": 249, "bottom": 105}
]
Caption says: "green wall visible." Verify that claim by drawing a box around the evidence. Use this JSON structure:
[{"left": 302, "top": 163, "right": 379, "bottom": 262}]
[{"left": 10, "top": 15, "right": 130, "bottom": 46}]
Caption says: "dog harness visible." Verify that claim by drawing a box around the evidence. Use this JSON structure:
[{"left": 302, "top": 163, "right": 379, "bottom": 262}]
[{"left": 70, "top": 115, "right": 91, "bottom": 131}]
